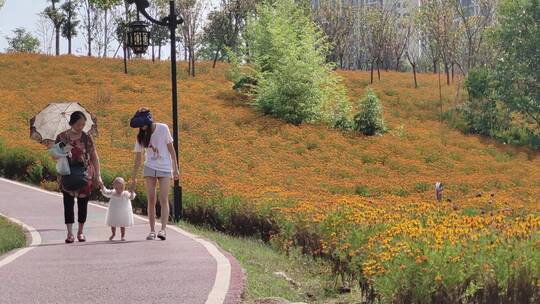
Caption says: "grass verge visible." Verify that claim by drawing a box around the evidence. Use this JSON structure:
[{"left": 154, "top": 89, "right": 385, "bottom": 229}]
[
  {"left": 0, "top": 216, "right": 26, "bottom": 255},
  {"left": 177, "top": 221, "right": 361, "bottom": 304}
]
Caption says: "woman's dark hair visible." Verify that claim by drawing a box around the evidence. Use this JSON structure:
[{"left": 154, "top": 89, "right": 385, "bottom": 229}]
[
  {"left": 137, "top": 127, "right": 152, "bottom": 148},
  {"left": 69, "top": 111, "right": 87, "bottom": 126},
  {"left": 135, "top": 108, "right": 153, "bottom": 148}
]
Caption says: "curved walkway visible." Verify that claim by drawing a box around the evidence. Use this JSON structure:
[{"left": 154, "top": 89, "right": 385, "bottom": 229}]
[{"left": 0, "top": 178, "right": 243, "bottom": 304}]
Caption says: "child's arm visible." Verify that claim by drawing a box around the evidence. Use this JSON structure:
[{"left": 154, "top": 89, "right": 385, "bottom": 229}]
[
  {"left": 125, "top": 190, "right": 136, "bottom": 200},
  {"left": 101, "top": 187, "right": 114, "bottom": 198}
]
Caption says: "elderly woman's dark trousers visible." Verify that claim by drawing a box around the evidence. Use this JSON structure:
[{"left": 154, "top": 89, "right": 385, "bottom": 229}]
[{"left": 62, "top": 191, "right": 89, "bottom": 224}]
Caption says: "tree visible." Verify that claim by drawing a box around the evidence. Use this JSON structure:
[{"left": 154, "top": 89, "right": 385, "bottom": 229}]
[
  {"left": 388, "top": 17, "right": 409, "bottom": 71},
  {"left": 36, "top": 12, "right": 55, "bottom": 55},
  {"left": 44, "top": 0, "right": 64, "bottom": 56},
  {"left": 201, "top": 0, "right": 258, "bottom": 68},
  {"left": 177, "top": 0, "right": 207, "bottom": 77},
  {"left": 92, "top": 0, "right": 122, "bottom": 57},
  {"left": 418, "top": 0, "right": 457, "bottom": 85},
  {"left": 147, "top": 22, "right": 167, "bottom": 61},
  {"left": 492, "top": 0, "right": 540, "bottom": 129},
  {"left": 201, "top": 9, "right": 234, "bottom": 67},
  {"left": 147, "top": 0, "right": 170, "bottom": 62},
  {"left": 365, "top": 0, "right": 397, "bottom": 83},
  {"left": 0, "top": 0, "right": 5, "bottom": 10},
  {"left": 5, "top": 28, "right": 40, "bottom": 53},
  {"left": 312, "top": 1, "right": 354, "bottom": 69},
  {"left": 451, "top": 0, "right": 497, "bottom": 74},
  {"left": 80, "top": 0, "right": 99, "bottom": 56},
  {"left": 405, "top": 14, "right": 419, "bottom": 88},
  {"left": 61, "top": 0, "right": 80, "bottom": 55}
]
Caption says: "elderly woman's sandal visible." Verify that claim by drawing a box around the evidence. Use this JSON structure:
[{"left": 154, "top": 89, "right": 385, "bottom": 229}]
[
  {"left": 77, "top": 233, "right": 86, "bottom": 242},
  {"left": 65, "top": 235, "right": 75, "bottom": 243}
]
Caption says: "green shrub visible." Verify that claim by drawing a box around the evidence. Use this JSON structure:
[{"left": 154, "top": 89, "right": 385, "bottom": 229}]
[
  {"left": 27, "top": 162, "right": 44, "bottom": 185},
  {"left": 354, "top": 88, "right": 387, "bottom": 135},
  {"left": 414, "top": 182, "right": 430, "bottom": 193},
  {"left": 355, "top": 184, "right": 371, "bottom": 197},
  {"left": 462, "top": 68, "right": 510, "bottom": 137},
  {"left": 0, "top": 146, "right": 37, "bottom": 181},
  {"left": 245, "top": 0, "right": 351, "bottom": 128}
]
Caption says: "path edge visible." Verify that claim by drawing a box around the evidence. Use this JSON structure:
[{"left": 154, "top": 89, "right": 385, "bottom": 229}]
[
  {"left": 0, "top": 211, "right": 42, "bottom": 269},
  {"left": 0, "top": 177, "right": 245, "bottom": 304}
]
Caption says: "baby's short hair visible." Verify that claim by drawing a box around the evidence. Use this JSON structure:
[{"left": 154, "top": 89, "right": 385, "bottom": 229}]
[{"left": 113, "top": 177, "right": 125, "bottom": 185}]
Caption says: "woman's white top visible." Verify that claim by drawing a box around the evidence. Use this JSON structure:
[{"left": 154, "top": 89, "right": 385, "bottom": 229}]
[
  {"left": 133, "top": 123, "right": 174, "bottom": 172},
  {"left": 101, "top": 188, "right": 135, "bottom": 227}
]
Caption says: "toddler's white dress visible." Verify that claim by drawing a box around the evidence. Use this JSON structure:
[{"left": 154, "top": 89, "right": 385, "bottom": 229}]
[{"left": 101, "top": 188, "right": 135, "bottom": 227}]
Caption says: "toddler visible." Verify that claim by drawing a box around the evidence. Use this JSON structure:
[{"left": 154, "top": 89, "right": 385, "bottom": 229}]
[{"left": 101, "top": 177, "right": 135, "bottom": 241}]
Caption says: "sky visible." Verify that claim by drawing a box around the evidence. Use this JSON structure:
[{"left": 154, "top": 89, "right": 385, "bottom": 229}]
[
  {"left": 0, "top": 0, "right": 218, "bottom": 59},
  {"left": 0, "top": 0, "right": 88, "bottom": 55}
]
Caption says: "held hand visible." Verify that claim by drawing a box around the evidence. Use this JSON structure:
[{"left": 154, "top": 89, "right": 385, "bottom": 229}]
[
  {"left": 129, "top": 180, "right": 137, "bottom": 192},
  {"left": 96, "top": 177, "right": 104, "bottom": 189},
  {"left": 173, "top": 170, "right": 179, "bottom": 181}
]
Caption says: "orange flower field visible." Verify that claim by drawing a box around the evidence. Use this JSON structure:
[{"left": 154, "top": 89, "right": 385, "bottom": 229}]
[{"left": 1, "top": 54, "right": 539, "bottom": 302}]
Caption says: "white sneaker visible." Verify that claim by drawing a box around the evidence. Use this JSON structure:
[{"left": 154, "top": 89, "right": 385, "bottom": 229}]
[
  {"left": 157, "top": 230, "right": 166, "bottom": 240},
  {"left": 146, "top": 232, "right": 156, "bottom": 240}
]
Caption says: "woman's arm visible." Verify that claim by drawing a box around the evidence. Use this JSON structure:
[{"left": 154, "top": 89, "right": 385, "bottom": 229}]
[
  {"left": 130, "top": 152, "right": 142, "bottom": 191},
  {"left": 91, "top": 149, "right": 103, "bottom": 188},
  {"left": 166, "top": 143, "right": 179, "bottom": 181}
]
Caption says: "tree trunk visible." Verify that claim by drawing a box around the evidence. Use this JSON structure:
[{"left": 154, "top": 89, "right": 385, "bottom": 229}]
[
  {"left": 158, "top": 45, "right": 162, "bottom": 61},
  {"left": 53, "top": 1, "right": 60, "bottom": 56},
  {"left": 123, "top": 41, "right": 128, "bottom": 74},
  {"left": 451, "top": 63, "right": 454, "bottom": 81},
  {"left": 124, "top": 1, "right": 131, "bottom": 60},
  {"left": 103, "top": 8, "right": 109, "bottom": 58},
  {"left": 444, "top": 62, "right": 450, "bottom": 85},
  {"left": 67, "top": 2, "right": 72, "bottom": 55},
  {"left": 339, "top": 54, "right": 344, "bottom": 69},
  {"left": 87, "top": 5, "right": 92, "bottom": 57},
  {"left": 433, "top": 59, "right": 437, "bottom": 74},
  {"left": 377, "top": 60, "right": 381, "bottom": 81},
  {"left": 212, "top": 48, "right": 219, "bottom": 69},
  {"left": 191, "top": 48, "right": 195, "bottom": 77},
  {"left": 395, "top": 57, "right": 401, "bottom": 71},
  {"left": 152, "top": 42, "right": 155, "bottom": 63},
  {"left": 412, "top": 64, "right": 418, "bottom": 88},
  {"left": 370, "top": 60, "right": 375, "bottom": 84}
]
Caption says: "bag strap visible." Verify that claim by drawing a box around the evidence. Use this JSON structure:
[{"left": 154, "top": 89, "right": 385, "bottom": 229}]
[{"left": 81, "top": 132, "right": 90, "bottom": 164}]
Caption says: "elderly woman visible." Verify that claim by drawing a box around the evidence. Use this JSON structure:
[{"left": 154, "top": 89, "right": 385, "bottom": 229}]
[{"left": 54, "top": 111, "right": 103, "bottom": 243}]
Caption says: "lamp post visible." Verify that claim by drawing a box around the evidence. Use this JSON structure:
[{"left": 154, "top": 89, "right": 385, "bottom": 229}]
[{"left": 126, "top": 0, "right": 183, "bottom": 222}]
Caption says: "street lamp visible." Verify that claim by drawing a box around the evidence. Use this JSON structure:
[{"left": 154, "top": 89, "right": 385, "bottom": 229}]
[
  {"left": 127, "top": 20, "right": 150, "bottom": 55},
  {"left": 127, "top": 0, "right": 183, "bottom": 222}
]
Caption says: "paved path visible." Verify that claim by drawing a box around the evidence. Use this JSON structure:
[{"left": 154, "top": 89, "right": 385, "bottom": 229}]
[{"left": 0, "top": 178, "right": 243, "bottom": 304}]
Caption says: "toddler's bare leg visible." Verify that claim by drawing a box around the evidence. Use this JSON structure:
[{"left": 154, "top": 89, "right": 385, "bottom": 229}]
[{"left": 109, "top": 227, "right": 116, "bottom": 240}]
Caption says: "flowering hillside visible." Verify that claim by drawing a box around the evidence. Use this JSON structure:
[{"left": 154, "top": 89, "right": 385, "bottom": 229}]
[
  {"left": 1, "top": 54, "right": 539, "bottom": 302},
  {"left": 0, "top": 54, "right": 537, "bottom": 205}
]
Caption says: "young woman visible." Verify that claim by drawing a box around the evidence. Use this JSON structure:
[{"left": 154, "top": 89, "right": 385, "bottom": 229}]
[
  {"left": 54, "top": 111, "right": 103, "bottom": 243},
  {"left": 129, "top": 108, "right": 179, "bottom": 240}
]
